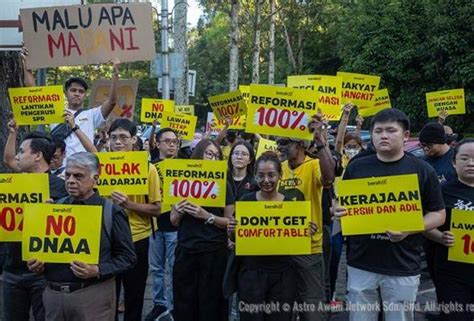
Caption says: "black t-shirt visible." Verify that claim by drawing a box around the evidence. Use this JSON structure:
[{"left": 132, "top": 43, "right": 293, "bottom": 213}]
[
  {"left": 422, "top": 148, "right": 457, "bottom": 184},
  {"left": 228, "top": 174, "right": 258, "bottom": 203},
  {"left": 238, "top": 192, "right": 293, "bottom": 272},
  {"left": 343, "top": 153, "right": 445, "bottom": 276},
  {"left": 434, "top": 179, "right": 474, "bottom": 285},
  {"left": 178, "top": 182, "right": 234, "bottom": 253},
  {"left": 153, "top": 160, "right": 177, "bottom": 232}
]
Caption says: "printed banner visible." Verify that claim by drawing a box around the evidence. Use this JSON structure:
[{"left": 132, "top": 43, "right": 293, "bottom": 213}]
[
  {"left": 256, "top": 138, "right": 278, "bottom": 158},
  {"left": 235, "top": 201, "right": 312, "bottom": 255},
  {"left": 96, "top": 151, "right": 149, "bottom": 196},
  {"left": 337, "top": 72, "right": 380, "bottom": 106},
  {"left": 20, "top": 3, "right": 156, "bottom": 69},
  {"left": 140, "top": 98, "right": 175, "bottom": 123},
  {"left": 206, "top": 112, "right": 246, "bottom": 135},
  {"left": 153, "top": 162, "right": 172, "bottom": 213},
  {"left": 239, "top": 85, "right": 250, "bottom": 104},
  {"left": 0, "top": 173, "right": 50, "bottom": 242},
  {"left": 426, "top": 88, "right": 465, "bottom": 118},
  {"left": 246, "top": 84, "right": 318, "bottom": 140},
  {"left": 22, "top": 204, "right": 102, "bottom": 264},
  {"left": 208, "top": 90, "right": 247, "bottom": 120},
  {"left": 338, "top": 174, "right": 424, "bottom": 235},
  {"left": 358, "top": 88, "right": 391, "bottom": 117},
  {"left": 175, "top": 105, "right": 195, "bottom": 115},
  {"left": 160, "top": 159, "right": 227, "bottom": 207},
  {"left": 90, "top": 79, "right": 138, "bottom": 120},
  {"left": 160, "top": 112, "right": 197, "bottom": 140},
  {"left": 8, "top": 86, "right": 64, "bottom": 125},
  {"left": 448, "top": 209, "right": 474, "bottom": 264},
  {"left": 287, "top": 75, "right": 343, "bottom": 121}
]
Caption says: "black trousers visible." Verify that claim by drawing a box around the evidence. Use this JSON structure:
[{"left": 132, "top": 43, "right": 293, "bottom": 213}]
[
  {"left": 115, "top": 237, "right": 149, "bottom": 321},
  {"left": 435, "top": 270, "right": 474, "bottom": 321},
  {"left": 173, "top": 245, "right": 228, "bottom": 321}
]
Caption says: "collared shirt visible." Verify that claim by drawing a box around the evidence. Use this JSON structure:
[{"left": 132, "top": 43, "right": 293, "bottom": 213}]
[{"left": 44, "top": 191, "right": 136, "bottom": 283}]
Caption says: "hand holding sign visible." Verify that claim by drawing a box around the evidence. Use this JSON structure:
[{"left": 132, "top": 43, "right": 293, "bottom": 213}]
[
  {"left": 111, "top": 191, "right": 131, "bottom": 209},
  {"left": 441, "top": 231, "right": 455, "bottom": 247},
  {"left": 71, "top": 261, "right": 99, "bottom": 279},
  {"left": 183, "top": 202, "right": 208, "bottom": 220},
  {"left": 109, "top": 57, "right": 121, "bottom": 74},
  {"left": 386, "top": 230, "right": 410, "bottom": 242},
  {"left": 27, "top": 259, "right": 44, "bottom": 274},
  {"left": 7, "top": 119, "right": 17, "bottom": 135}
]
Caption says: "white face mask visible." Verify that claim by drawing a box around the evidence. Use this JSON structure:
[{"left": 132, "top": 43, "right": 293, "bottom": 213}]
[{"left": 344, "top": 148, "right": 360, "bottom": 159}]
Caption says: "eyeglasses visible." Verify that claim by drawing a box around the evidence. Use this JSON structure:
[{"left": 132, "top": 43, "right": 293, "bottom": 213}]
[
  {"left": 419, "top": 142, "right": 434, "bottom": 149},
  {"left": 159, "top": 139, "right": 179, "bottom": 146},
  {"left": 204, "top": 150, "right": 220, "bottom": 160},
  {"left": 232, "top": 151, "right": 250, "bottom": 158},
  {"left": 457, "top": 156, "right": 474, "bottom": 164},
  {"left": 255, "top": 172, "right": 280, "bottom": 182},
  {"left": 110, "top": 134, "right": 132, "bottom": 142}
]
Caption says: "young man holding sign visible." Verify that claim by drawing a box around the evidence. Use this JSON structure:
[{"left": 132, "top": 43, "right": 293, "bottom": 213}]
[{"left": 333, "top": 109, "right": 446, "bottom": 321}]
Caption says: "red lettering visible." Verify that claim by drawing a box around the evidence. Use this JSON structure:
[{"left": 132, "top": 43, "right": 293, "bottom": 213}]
[
  {"left": 125, "top": 27, "right": 139, "bottom": 50},
  {"left": 109, "top": 28, "right": 125, "bottom": 51},
  {"left": 130, "top": 163, "right": 140, "bottom": 175},
  {"left": 48, "top": 33, "right": 66, "bottom": 58},
  {"left": 67, "top": 32, "right": 82, "bottom": 56},
  {"left": 46, "top": 215, "right": 76, "bottom": 236}
]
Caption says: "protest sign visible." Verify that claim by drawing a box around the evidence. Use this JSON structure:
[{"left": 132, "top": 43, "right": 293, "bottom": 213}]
[
  {"left": 90, "top": 79, "right": 138, "bottom": 120},
  {"left": 235, "top": 201, "right": 311, "bottom": 255},
  {"left": 448, "top": 209, "right": 474, "bottom": 264},
  {"left": 22, "top": 204, "right": 102, "bottom": 264},
  {"left": 20, "top": 3, "right": 156, "bottom": 69},
  {"left": 160, "top": 159, "right": 227, "bottom": 207},
  {"left": 175, "top": 105, "right": 194, "bottom": 115},
  {"left": 8, "top": 85, "right": 64, "bottom": 125},
  {"left": 96, "top": 151, "right": 149, "bottom": 196},
  {"left": 337, "top": 72, "right": 380, "bottom": 107},
  {"left": 206, "top": 112, "right": 246, "bottom": 135},
  {"left": 160, "top": 112, "right": 197, "bottom": 140},
  {"left": 358, "top": 88, "right": 391, "bottom": 117},
  {"left": 246, "top": 84, "right": 318, "bottom": 140},
  {"left": 153, "top": 162, "right": 172, "bottom": 213},
  {"left": 337, "top": 174, "right": 424, "bottom": 235},
  {"left": 426, "top": 88, "right": 465, "bottom": 118},
  {"left": 140, "top": 98, "right": 175, "bottom": 123},
  {"left": 208, "top": 90, "right": 247, "bottom": 120},
  {"left": 256, "top": 138, "right": 278, "bottom": 158},
  {"left": 0, "top": 173, "right": 50, "bottom": 242},
  {"left": 239, "top": 85, "right": 250, "bottom": 104}
]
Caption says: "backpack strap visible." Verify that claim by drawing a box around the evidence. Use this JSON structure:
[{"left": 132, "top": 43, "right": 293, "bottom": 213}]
[{"left": 102, "top": 199, "right": 114, "bottom": 241}]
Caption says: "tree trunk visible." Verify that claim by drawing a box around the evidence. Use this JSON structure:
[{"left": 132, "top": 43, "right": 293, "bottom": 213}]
[
  {"left": 251, "top": 0, "right": 263, "bottom": 84},
  {"left": 268, "top": 0, "right": 275, "bottom": 84},
  {"left": 173, "top": 0, "right": 189, "bottom": 104},
  {"left": 297, "top": 29, "right": 304, "bottom": 73},
  {"left": 229, "top": 0, "right": 240, "bottom": 91},
  {"left": 282, "top": 21, "right": 297, "bottom": 73}
]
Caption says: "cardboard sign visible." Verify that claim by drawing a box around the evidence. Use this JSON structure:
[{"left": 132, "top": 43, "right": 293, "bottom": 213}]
[
  {"left": 338, "top": 174, "right": 424, "bottom": 235},
  {"left": 206, "top": 112, "right": 246, "bottom": 135},
  {"left": 140, "top": 98, "right": 175, "bottom": 123},
  {"left": 358, "top": 88, "right": 391, "bottom": 117},
  {"left": 8, "top": 85, "right": 64, "bottom": 125},
  {"left": 160, "top": 112, "right": 197, "bottom": 140},
  {"left": 287, "top": 74, "right": 343, "bottom": 121},
  {"left": 246, "top": 84, "right": 318, "bottom": 140},
  {"left": 0, "top": 173, "right": 50, "bottom": 242},
  {"left": 256, "top": 138, "right": 278, "bottom": 158},
  {"left": 239, "top": 85, "right": 250, "bottom": 104},
  {"left": 22, "top": 204, "right": 102, "bottom": 264},
  {"left": 208, "top": 90, "right": 247, "bottom": 120},
  {"left": 426, "top": 88, "right": 465, "bottom": 118},
  {"left": 337, "top": 72, "right": 380, "bottom": 106},
  {"left": 90, "top": 79, "right": 138, "bottom": 120},
  {"left": 175, "top": 105, "right": 194, "bottom": 115},
  {"left": 96, "top": 151, "right": 149, "bottom": 196},
  {"left": 160, "top": 159, "right": 227, "bottom": 207},
  {"left": 235, "top": 201, "right": 312, "bottom": 255},
  {"left": 448, "top": 209, "right": 474, "bottom": 264},
  {"left": 20, "top": 3, "right": 156, "bottom": 69}
]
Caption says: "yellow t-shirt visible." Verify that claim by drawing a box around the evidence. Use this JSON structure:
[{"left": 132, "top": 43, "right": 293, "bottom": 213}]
[
  {"left": 279, "top": 156, "right": 323, "bottom": 254},
  {"left": 126, "top": 165, "right": 162, "bottom": 242}
]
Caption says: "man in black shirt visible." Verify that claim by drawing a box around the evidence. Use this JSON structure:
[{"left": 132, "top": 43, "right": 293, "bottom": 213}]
[
  {"left": 27, "top": 152, "right": 136, "bottom": 321},
  {"left": 334, "top": 109, "right": 446, "bottom": 321}
]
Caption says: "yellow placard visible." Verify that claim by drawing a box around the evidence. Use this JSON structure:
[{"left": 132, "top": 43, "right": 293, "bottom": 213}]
[
  {"left": 426, "top": 88, "right": 465, "bottom": 118},
  {"left": 160, "top": 112, "right": 197, "bottom": 140},
  {"left": 175, "top": 105, "right": 195, "bottom": 115},
  {"left": 96, "top": 151, "right": 149, "bottom": 196},
  {"left": 22, "top": 204, "right": 102, "bottom": 264},
  {"left": 208, "top": 90, "right": 247, "bottom": 120},
  {"left": 337, "top": 72, "right": 380, "bottom": 107},
  {"left": 358, "top": 88, "right": 391, "bottom": 117},
  {"left": 448, "top": 209, "right": 474, "bottom": 264},
  {"left": 338, "top": 174, "right": 424, "bottom": 235},
  {"left": 256, "top": 138, "right": 278, "bottom": 158},
  {"left": 246, "top": 84, "right": 318, "bottom": 140},
  {"left": 287, "top": 75, "right": 343, "bottom": 121},
  {"left": 239, "top": 85, "right": 250, "bottom": 104},
  {"left": 140, "top": 98, "right": 175, "bottom": 123},
  {"left": 235, "top": 201, "right": 312, "bottom": 255},
  {"left": 153, "top": 162, "right": 172, "bottom": 213},
  {"left": 206, "top": 112, "right": 246, "bottom": 134},
  {"left": 8, "top": 85, "right": 65, "bottom": 125},
  {"left": 160, "top": 159, "right": 227, "bottom": 207},
  {"left": 0, "top": 173, "right": 50, "bottom": 242}
]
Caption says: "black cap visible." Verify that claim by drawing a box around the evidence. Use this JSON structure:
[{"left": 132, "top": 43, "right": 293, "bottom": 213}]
[{"left": 419, "top": 122, "right": 446, "bottom": 144}]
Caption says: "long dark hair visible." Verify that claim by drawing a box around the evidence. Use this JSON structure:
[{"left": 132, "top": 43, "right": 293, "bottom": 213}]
[
  {"left": 453, "top": 138, "right": 474, "bottom": 160},
  {"left": 227, "top": 140, "right": 255, "bottom": 177},
  {"left": 191, "top": 139, "right": 223, "bottom": 160}
]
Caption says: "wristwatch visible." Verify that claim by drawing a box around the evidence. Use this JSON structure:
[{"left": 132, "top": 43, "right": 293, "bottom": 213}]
[
  {"left": 71, "top": 125, "right": 80, "bottom": 132},
  {"left": 312, "top": 142, "right": 325, "bottom": 152},
  {"left": 205, "top": 214, "right": 215, "bottom": 225}
]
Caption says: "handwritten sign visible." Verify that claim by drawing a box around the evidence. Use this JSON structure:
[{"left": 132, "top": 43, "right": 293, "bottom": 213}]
[
  {"left": 8, "top": 86, "right": 64, "bottom": 125},
  {"left": 235, "top": 201, "right": 311, "bottom": 255},
  {"left": 175, "top": 105, "right": 194, "bottom": 115},
  {"left": 426, "top": 88, "right": 465, "bottom": 118},
  {"left": 256, "top": 138, "right": 278, "bottom": 158},
  {"left": 448, "top": 209, "right": 474, "bottom": 264},
  {"left": 160, "top": 112, "right": 197, "bottom": 140},
  {"left": 208, "top": 90, "right": 247, "bottom": 120},
  {"left": 206, "top": 112, "right": 246, "bottom": 135},
  {"left": 338, "top": 174, "right": 424, "bottom": 235},
  {"left": 22, "top": 204, "right": 102, "bottom": 264},
  {"left": 20, "top": 3, "right": 156, "bottom": 69},
  {"left": 90, "top": 79, "right": 138, "bottom": 120},
  {"left": 140, "top": 98, "right": 175, "bottom": 123},
  {"left": 358, "top": 88, "right": 391, "bottom": 117},
  {"left": 337, "top": 72, "right": 380, "bottom": 107}
]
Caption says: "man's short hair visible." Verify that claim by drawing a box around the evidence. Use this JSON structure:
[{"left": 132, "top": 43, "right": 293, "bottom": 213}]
[
  {"left": 156, "top": 127, "right": 178, "bottom": 141},
  {"left": 370, "top": 109, "right": 410, "bottom": 132},
  {"left": 108, "top": 119, "right": 137, "bottom": 137},
  {"left": 64, "top": 77, "right": 88, "bottom": 91},
  {"left": 51, "top": 136, "right": 66, "bottom": 153},
  {"left": 23, "top": 132, "right": 55, "bottom": 165},
  {"left": 66, "top": 152, "right": 100, "bottom": 177}
]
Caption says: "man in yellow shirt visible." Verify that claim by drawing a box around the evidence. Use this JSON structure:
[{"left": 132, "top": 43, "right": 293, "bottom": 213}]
[{"left": 108, "top": 119, "right": 161, "bottom": 321}]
